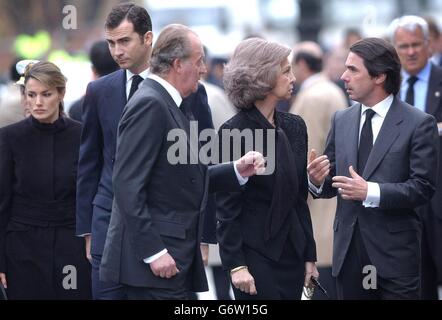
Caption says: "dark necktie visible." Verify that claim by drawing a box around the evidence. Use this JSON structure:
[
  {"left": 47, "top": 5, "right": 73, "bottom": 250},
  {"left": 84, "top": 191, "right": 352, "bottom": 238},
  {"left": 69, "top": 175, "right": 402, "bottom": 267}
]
[
  {"left": 405, "top": 76, "right": 418, "bottom": 106},
  {"left": 180, "top": 101, "right": 195, "bottom": 121},
  {"left": 128, "top": 75, "right": 143, "bottom": 101},
  {"left": 358, "top": 109, "right": 376, "bottom": 174}
]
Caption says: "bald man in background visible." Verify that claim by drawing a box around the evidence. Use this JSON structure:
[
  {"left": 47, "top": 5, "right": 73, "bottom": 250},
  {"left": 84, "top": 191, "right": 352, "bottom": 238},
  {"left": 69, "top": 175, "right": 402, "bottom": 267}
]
[{"left": 290, "top": 41, "right": 347, "bottom": 299}]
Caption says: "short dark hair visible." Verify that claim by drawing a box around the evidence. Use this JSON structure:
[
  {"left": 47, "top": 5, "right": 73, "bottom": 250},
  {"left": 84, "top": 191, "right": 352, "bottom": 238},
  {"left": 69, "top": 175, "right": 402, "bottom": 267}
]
[
  {"left": 89, "top": 40, "right": 119, "bottom": 77},
  {"left": 294, "top": 52, "right": 322, "bottom": 73},
  {"left": 105, "top": 2, "right": 152, "bottom": 37},
  {"left": 350, "top": 37, "right": 401, "bottom": 96}
]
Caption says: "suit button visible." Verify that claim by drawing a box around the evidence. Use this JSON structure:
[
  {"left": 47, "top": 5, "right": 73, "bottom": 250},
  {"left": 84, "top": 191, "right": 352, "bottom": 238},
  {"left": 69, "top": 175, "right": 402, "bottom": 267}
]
[
  {"left": 111, "top": 157, "right": 115, "bottom": 164},
  {"left": 191, "top": 179, "right": 196, "bottom": 184}
]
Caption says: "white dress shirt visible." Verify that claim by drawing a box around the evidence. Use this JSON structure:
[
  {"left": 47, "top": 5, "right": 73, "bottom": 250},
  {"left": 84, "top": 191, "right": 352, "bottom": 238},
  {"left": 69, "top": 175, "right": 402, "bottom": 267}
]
[{"left": 309, "top": 95, "right": 394, "bottom": 208}]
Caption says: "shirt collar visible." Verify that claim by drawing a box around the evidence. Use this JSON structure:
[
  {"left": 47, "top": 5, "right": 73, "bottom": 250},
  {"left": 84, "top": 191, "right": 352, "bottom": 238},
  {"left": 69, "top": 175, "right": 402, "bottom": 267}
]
[
  {"left": 126, "top": 68, "right": 150, "bottom": 83},
  {"left": 361, "top": 94, "right": 393, "bottom": 119},
  {"left": 401, "top": 61, "right": 432, "bottom": 85},
  {"left": 147, "top": 74, "right": 183, "bottom": 108}
]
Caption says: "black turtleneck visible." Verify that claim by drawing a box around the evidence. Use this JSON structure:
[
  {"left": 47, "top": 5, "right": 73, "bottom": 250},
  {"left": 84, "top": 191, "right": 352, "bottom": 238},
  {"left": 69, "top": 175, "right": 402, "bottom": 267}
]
[{"left": 0, "top": 116, "right": 81, "bottom": 227}]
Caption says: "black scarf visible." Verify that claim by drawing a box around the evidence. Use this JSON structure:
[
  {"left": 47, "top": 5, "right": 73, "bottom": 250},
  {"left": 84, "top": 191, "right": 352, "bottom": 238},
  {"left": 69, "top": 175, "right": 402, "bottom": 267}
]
[{"left": 247, "top": 107, "right": 298, "bottom": 241}]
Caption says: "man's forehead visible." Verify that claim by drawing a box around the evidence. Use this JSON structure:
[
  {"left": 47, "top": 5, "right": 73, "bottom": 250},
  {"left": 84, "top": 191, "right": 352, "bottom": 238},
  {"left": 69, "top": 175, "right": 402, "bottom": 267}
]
[
  {"left": 395, "top": 26, "right": 425, "bottom": 40},
  {"left": 105, "top": 20, "right": 135, "bottom": 38},
  {"left": 346, "top": 52, "right": 361, "bottom": 63}
]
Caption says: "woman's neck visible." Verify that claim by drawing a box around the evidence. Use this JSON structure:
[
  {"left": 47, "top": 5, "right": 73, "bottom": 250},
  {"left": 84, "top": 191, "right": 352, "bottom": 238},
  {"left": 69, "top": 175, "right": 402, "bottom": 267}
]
[{"left": 255, "top": 99, "right": 277, "bottom": 126}]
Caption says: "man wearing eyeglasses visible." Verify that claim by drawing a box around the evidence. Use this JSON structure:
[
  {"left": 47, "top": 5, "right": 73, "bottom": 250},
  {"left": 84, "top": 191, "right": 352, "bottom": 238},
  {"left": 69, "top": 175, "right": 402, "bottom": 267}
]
[{"left": 389, "top": 15, "right": 442, "bottom": 300}]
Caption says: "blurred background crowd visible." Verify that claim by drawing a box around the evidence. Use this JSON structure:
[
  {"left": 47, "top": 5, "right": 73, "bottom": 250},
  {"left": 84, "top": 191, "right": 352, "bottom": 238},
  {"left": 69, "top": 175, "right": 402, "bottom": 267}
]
[
  {"left": 1, "top": 0, "right": 442, "bottom": 300},
  {"left": 1, "top": 0, "right": 442, "bottom": 109}
]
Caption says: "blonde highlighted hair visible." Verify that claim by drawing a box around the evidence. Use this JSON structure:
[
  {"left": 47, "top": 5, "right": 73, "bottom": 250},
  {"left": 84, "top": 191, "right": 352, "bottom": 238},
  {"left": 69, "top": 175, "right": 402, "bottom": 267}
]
[
  {"left": 24, "top": 61, "right": 67, "bottom": 115},
  {"left": 223, "top": 37, "right": 291, "bottom": 109}
]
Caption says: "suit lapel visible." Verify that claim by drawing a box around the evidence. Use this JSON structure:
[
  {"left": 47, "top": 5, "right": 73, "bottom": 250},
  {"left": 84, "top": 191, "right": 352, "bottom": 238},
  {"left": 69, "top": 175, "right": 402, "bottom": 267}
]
[
  {"left": 343, "top": 104, "right": 361, "bottom": 172},
  {"left": 106, "top": 70, "right": 127, "bottom": 124},
  {"left": 425, "top": 65, "right": 442, "bottom": 117},
  {"left": 363, "top": 98, "right": 402, "bottom": 179},
  {"left": 104, "top": 70, "right": 127, "bottom": 147},
  {"left": 145, "top": 79, "right": 204, "bottom": 176}
]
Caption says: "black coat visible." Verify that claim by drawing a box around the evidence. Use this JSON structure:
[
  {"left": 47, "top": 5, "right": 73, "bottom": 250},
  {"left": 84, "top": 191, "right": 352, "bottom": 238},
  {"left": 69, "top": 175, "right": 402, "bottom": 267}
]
[
  {"left": 216, "top": 107, "right": 317, "bottom": 271},
  {"left": 0, "top": 116, "right": 91, "bottom": 299}
]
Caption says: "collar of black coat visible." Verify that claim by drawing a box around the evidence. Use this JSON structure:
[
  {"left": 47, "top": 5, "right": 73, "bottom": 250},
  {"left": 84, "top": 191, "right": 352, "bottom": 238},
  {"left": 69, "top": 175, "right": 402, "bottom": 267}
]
[
  {"left": 245, "top": 104, "right": 279, "bottom": 129},
  {"left": 28, "top": 115, "right": 67, "bottom": 133}
]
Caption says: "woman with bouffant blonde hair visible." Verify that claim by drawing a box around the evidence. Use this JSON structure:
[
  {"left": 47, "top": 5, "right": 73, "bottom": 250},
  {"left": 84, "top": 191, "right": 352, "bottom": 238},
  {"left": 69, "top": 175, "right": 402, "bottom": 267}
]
[
  {"left": 0, "top": 61, "right": 91, "bottom": 299},
  {"left": 217, "top": 38, "right": 319, "bottom": 300}
]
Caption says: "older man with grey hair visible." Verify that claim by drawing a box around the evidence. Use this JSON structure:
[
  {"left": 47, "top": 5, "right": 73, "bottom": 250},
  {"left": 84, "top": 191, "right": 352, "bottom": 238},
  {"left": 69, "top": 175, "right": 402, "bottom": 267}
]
[
  {"left": 388, "top": 15, "right": 442, "bottom": 300},
  {"left": 99, "top": 24, "right": 265, "bottom": 300}
]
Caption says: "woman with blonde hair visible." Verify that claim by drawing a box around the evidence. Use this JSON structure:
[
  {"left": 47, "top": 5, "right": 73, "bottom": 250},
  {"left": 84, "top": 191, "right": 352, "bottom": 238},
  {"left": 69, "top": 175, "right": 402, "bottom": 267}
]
[
  {"left": 0, "top": 61, "right": 91, "bottom": 299},
  {"left": 217, "top": 38, "right": 319, "bottom": 300}
]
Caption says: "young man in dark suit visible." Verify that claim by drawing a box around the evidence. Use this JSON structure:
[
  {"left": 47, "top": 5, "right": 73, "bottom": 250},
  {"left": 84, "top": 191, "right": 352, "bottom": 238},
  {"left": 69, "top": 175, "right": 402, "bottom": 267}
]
[
  {"left": 100, "top": 24, "right": 264, "bottom": 300},
  {"left": 75, "top": 3, "right": 153, "bottom": 300},
  {"left": 308, "top": 37, "right": 439, "bottom": 299}
]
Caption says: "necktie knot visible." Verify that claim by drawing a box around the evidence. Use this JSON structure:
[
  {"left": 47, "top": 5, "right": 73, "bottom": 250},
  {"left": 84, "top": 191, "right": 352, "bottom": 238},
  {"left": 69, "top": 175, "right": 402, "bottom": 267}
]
[
  {"left": 364, "top": 108, "right": 376, "bottom": 121},
  {"left": 407, "top": 76, "right": 418, "bottom": 86},
  {"left": 128, "top": 75, "right": 143, "bottom": 100},
  {"left": 180, "top": 102, "right": 195, "bottom": 121},
  {"left": 405, "top": 76, "right": 418, "bottom": 106}
]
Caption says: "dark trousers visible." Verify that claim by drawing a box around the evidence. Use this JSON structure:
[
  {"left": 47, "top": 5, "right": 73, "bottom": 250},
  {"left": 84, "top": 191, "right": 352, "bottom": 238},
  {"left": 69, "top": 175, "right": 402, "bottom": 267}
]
[
  {"left": 212, "top": 266, "right": 232, "bottom": 300},
  {"left": 91, "top": 254, "right": 126, "bottom": 300},
  {"left": 420, "top": 216, "right": 441, "bottom": 300},
  {"left": 233, "top": 242, "right": 304, "bottom": 300},
  {"left": 123, "top": 285, "right": 188, "bottom": 300},
  {"left": 336, "top": 223, "right": 420, "bottom": 300}
]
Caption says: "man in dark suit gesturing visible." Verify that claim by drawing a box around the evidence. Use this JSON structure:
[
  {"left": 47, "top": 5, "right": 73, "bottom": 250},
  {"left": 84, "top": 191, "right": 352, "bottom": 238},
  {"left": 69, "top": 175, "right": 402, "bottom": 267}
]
[
  {"left": 308, "top": 38, "right": 439, "bottom": 299},
  {"left": 100, "top": 24, "right": 264, "bottom": 300}
]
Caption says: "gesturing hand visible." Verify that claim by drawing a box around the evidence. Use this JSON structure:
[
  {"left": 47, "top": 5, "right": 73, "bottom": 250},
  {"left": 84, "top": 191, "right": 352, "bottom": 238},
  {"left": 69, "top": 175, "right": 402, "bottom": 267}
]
[
  {"left": 307, "top": 149, "right": 330, "bottom": 187},
  {"left": 332, "top": 166, "right": 368, "bottom": 201}
]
